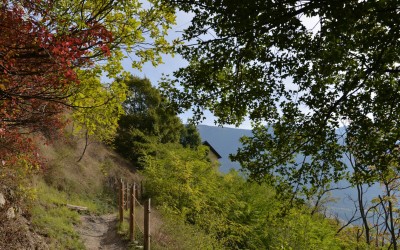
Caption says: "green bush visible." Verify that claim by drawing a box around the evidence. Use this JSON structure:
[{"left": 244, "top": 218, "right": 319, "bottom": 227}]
[{"left": 141, "top": 143, "right": 357, "bottom": 249}]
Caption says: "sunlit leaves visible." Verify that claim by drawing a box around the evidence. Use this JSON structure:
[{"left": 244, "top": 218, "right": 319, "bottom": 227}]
[
  {"left": 46, "top": 0, "right": 177, "bottom": 72},
  {"left": 0, "top": 0, "right": 177, "bottom": 165},
  {"left": 70, "top": 69, "right": 127, "bottom": 144},
  {"left": 142, "top": 143, "right": 349, "bottom": 249}
]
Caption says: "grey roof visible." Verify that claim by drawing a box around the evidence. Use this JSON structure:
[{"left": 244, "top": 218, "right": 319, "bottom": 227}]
[{"left": 202, "top": 141, "right": 222, "bottom": 159}]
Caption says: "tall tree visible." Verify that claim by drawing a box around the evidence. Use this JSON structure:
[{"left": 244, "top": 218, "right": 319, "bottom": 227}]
[
  {"left": 180, "top": 123, "right": 202, "bottom": 149},
  {"left": 114, "top": 75, "right": 184, "bottom": 167}
]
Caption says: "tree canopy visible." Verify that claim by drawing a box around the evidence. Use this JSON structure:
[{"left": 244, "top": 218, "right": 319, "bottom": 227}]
[
  {"left": 180, "top": 123, "right": 202, "bottom": 149},
  {"left": 163, "top": 0, "right": 400, "bottom": 188},
  {"left": 114, "top": 75, "right": 185, "bottom": 167}
]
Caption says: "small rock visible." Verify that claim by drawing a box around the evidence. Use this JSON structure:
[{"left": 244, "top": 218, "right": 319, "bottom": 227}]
[
  {"left": 0, "top": 193, "right": 5, "bottom": 208},
  {"left": 6, "top": 207, "right": 15, "bottom": 219}
]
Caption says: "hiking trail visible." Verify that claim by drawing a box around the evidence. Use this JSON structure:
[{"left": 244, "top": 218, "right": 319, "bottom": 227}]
[{"left": 77, "top": 214, "right": 130, "bottom": 250}]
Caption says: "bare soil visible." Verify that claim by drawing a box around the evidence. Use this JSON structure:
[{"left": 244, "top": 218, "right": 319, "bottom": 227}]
[{"left": 77, "top": 214, "right": 130, "bottom": 250}]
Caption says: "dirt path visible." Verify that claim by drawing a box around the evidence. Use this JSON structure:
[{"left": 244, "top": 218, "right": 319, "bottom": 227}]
[{"left": 77, "top": 214, "right": 130, "bottom": 250}]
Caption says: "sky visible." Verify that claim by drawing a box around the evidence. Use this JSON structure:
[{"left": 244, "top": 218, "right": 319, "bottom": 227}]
[{"left": 122, "top": 7, "right": 321, "bottom": 130}]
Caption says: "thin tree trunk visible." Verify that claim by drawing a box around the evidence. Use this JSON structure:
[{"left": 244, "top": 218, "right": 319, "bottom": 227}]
[
  {"left": 357, "top": 183, "right": 371, "bottom": 245},
  {"left": 385, "top": 182, "right": 397, "bottom": 250},
  {"left": 77, "top": 130, "right": 89, "bottom": 162}
]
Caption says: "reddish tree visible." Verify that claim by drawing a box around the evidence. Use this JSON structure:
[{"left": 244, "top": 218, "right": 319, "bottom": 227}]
[{"left": 0, "top": 3, "right": 112, "bottom": 164}]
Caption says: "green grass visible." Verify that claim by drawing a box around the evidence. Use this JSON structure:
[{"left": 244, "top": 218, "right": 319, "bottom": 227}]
[
  {"left": 31, "top": 204, "right": 84, "bottom": 250},
  {"left": 31, "top": 180, "right": 118, "bottom": 249},
  {"left": 34, "top": 180, "right": 116, "bottom": 214}
]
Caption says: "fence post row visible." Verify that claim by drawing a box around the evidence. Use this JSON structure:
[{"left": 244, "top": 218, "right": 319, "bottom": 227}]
[
  {"left": 125, "top": 184, "right": 129, "bottom": 210},
  {"left": 140, "top": 181, "right": 144, "bottom": 199},
  {"left": 119, "top": 180, "right": 150, "bottom": 249}
]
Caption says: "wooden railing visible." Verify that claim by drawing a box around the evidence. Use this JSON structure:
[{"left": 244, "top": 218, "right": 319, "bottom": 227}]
[{"left": 118, "top": 178, "right": 151, "bottom": 250}]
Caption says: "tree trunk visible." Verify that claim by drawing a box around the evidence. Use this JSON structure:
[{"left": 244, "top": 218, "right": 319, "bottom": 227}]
[
  {"left": 357, "top": 183, "right": 371, "bottom": 245},
  {"left": 77, "top": 130, "right": 89, "bottom": 162}
]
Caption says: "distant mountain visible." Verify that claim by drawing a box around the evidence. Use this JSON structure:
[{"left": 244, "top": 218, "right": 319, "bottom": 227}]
[
  {"left": 197, "top": 124, "right": 383, "bottom": 224},
  {"left": 197, "top": 125, "right": 252, "bottom": 172}
]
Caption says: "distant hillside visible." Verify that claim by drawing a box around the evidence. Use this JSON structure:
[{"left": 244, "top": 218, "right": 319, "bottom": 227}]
[
  {"left": 197, "top": 125, "right": 252, "bottom": 172},
  {"left": 196, "top": 125, "right": 383, "bottom": 224}
]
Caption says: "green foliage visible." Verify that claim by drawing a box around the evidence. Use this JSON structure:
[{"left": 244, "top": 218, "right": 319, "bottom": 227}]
[
  {"left": 162, "top": 0, "right": 400, "bottom": 199},
  {"left": 114, "top": 75, "right": 184, "bottom": 167},
  {"left": 180, "top": 123, "right": 202, "bottom": 149},
  {"left": 49, "top": 0, "right": 178, "bottom": 74},
  {"left": 143, "top": 144, "right": 218, "bottom": 215},
  {"left": 272, "top": 210, "right": 341, "bottom": 250},
  {"left": 141, "top": 144, "right": 352, "bottom": 249},
  {"left": 152, "top": 212, "right": 224, "bottom": 250},
  {"left": 70, "top": 69, "right": 128, "bottom": 144}
]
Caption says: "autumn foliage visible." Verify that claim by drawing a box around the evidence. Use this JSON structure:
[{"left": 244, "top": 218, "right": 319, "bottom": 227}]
[{"left": 0, "top": 3, "right": 113, "bottom": 164}]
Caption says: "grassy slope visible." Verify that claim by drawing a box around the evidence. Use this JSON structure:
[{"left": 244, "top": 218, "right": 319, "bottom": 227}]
[
  {"left": 31, "top": 133, "right": 217, "bottom": 250},
  {"left": 31, "top": 133, "right": 139, "bottom": 249}
]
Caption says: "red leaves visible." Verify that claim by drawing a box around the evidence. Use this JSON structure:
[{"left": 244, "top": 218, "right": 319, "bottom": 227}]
[
  {"left": 0, "top": 3, "right": 113, "bottom": 164},
  {"left": 100, "top": 44, "right": 111, "bottom": 56}
]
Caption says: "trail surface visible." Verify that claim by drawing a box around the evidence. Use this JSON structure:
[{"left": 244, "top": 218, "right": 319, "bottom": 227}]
[{"left": 77, "top": 214, "right": 129, "bottom": 250}]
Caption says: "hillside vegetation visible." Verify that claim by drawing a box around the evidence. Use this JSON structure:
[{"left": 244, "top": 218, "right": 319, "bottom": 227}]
[
  {"left": 29, "top": 122, "right": 362, "bottom": 250},
  {"left": 0, "top": 130, "right": 136, "bottom": 249},
  {"left": 0, "top": 75, "right": 363, "bottom": 249},
  {"left": 2, "top": 1, "right": 398, "bottom": 249},
  {"left": 0, "top": 127, "right": 212, "bottom": 249},
  {"left": 140, "top": 143, "right": 363, "bottom": 249}
]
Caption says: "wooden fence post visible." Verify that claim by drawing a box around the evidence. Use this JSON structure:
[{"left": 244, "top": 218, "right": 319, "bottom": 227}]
[
  {"left": 144, "top": 198, "right": 151, "bottom": 250},
  {"left": 125, "top": 184, "right": 129, "bottom": 210},
  {"left": 129, "top": 183, "right": 136, "bottom": 241},
  {"left": 119, "top": 179, "right": 124, "bottom": 223}
]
